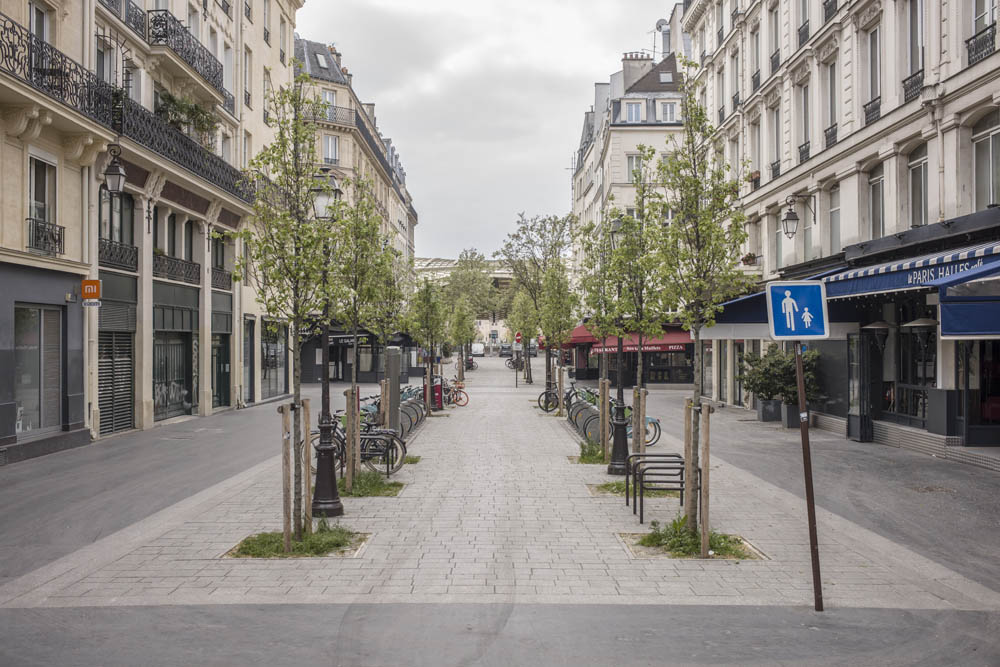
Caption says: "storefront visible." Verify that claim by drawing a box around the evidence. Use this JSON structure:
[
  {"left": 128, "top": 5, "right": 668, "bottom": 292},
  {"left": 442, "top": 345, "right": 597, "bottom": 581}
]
[
  {"left": 210, "top": 292, "right": 233, "bottom": 409},
  {"left": 591, "top": 330, "right": 695, "bottom": 387},
  {"left": 152, "top": 281, "right": 199, "bottom": 421},
  {"left": 97, "top": 271, "right": 137, "bottom": 436},
  {"left": 260, "top": 320, "right": 288, "bottom": 400}
]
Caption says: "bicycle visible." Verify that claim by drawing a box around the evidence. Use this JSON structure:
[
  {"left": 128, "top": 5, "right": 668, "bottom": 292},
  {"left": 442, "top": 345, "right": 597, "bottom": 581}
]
[
  {"left": 537, "top": 385, "right": 559, "bottom": 412},
  {"left": 311, "top": 409, "right": 407, "bottom": 476}
]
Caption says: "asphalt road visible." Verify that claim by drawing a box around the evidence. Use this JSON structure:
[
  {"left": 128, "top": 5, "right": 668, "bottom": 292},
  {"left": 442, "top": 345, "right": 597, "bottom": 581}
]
[
  {"left": 1, "top": 603, "right": 997, "bottom": 666},
  {"left": 643, "top": 389, "right": 1000, "bottom": 591}
]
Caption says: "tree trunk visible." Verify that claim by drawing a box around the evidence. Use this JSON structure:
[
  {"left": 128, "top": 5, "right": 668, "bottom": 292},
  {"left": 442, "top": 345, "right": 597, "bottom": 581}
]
[
  {"left": 458, "top": 343, "right": 465, "bottom": 381},
  {"left": 545, "top": 346, "right": 552, "bottom": 391},
  {"left": 351, "top": 323, "right": 359, "bottom": 480},
  {"left": 292, "top": 328, "right": 302, "bottom": 541},
  {"left": 687, "top": 326, "right": 702, "bottom": 532},
  {"left": 525, "top": 345, "right": 533, "bottom": 384}
]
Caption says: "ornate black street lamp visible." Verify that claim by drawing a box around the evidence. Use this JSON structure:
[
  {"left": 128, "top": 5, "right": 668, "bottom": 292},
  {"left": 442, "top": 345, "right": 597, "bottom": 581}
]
[
  {"left": 311, "top": 168, "right": 344, "bottom": 517},
  {"left": 607, "top": 217, "right": 629, "bottom": 476},
  {"left": 103, "top": 144, "right": 127, "bottom": 194},
  {"left": 781, "top": 193, "right": 816, "bottom": 239}
]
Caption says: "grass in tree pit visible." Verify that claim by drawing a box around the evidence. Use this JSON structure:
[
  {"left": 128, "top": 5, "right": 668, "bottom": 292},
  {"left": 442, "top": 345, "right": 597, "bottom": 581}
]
[
  {"left": 597, "top": 480, "right": 678, "bottom": 498},
  {"left": 577, "top": 440, "right": 605, "bottom": 464},
  {"left": 231, "top": 521, "right": 356, "bottom": 558},
  {"left": 638, "top": 515, "right": 754, "bottom": 559},
  {"left": 338, "top": 470, "right": 404, "bottom": 497},
  {"left": 404, "top": 455, "right": 421, "bottom": 464}
]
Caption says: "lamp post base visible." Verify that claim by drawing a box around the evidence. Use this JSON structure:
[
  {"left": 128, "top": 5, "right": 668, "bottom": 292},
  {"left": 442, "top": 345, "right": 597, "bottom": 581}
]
[{"left": 607, "top": 415, "right": 629, "bottom": 476}]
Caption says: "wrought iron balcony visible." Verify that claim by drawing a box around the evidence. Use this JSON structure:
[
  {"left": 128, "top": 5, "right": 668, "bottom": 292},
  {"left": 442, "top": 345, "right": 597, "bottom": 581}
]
[
  {"left": 99, "top": 238, "right": 139, "bottom": 271},
  {"left": 799, "top": 140, "right": 810, "bottom": 163},
  {"left": 211, "top": 267, "right": 232, "bottom": 290},
  {"left": 97, "top": 0, "right": 147, "bottom": 39},
  {"left": 315, "top": 105, "right": 355, "bottom": 126},
  {"left": 153, "top": 253, "right": 201, "bottom": 284},
  {"left": 966, "top": 24, "right": 996, "bottom": 67},
  {"left": 148, "top": 10, "right": 225, "bottom": 95},
  {"left": 26, "top": 218, "right": 64, "bottom": 255},
  {"left": 751, "top": 69, "right": 760, "bottom": 92},
  {"left": 0, "top": 12, "right": 118, "bottom": 126},
  {"left": 863, "top": 96, "right": 881, "bottom": 125},
  {"left": 222, "top": 89, "right": 235, "bottom": 116},
  {"left": 719, "top": 106, "right": 725, "bottom": 125},
  {"left": 798, "top": 20, "right": 810, "bottom": 48},
  {"left": 263, "top": 27, "right": 270, "bottom": 45},
  {"left": 323, "top": 157, "right": 339, "bottom": 166},
  {"left": 121, "top": 97, "right": 253, "bottom": 202},
  {"left": 824, "top": 123, "right": 838, "bottom": 148},
  {"left": 732, "top": 91, "right": 741, "bottom": 111},
  {"left": 770, "top": 49, "right": 780, "bottom": 75},
  {"left": 903, "top": 69, "right": 924, "bottom": 103},
  {"left": 770, "top": 160, "right": 781, "bottom": 180},
  {"left": 823, "top": 0, "right": 838, "bottom": 23}
]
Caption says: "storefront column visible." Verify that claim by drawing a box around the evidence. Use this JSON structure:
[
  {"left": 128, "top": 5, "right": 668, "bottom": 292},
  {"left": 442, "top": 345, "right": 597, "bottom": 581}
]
[
  {"left": 725, "top": 340, "right": 736, "bottom": 406},
  {"left": 86, "top": 168, "right": 100, "bottom": 437},
  {"left": 941, "top": 117, "right": 972, "bottom": 218},
  {"left": 135, "top": 195, "right": 155, "bottom": 429},
  {"left": 197, "top": 220, "right": 213, "bottom": 416}
]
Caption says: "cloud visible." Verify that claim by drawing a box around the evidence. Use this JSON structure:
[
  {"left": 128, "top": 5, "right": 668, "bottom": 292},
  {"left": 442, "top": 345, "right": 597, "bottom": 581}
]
[{"left": 295, "top": 0, "right": 676, "bottom": 257}]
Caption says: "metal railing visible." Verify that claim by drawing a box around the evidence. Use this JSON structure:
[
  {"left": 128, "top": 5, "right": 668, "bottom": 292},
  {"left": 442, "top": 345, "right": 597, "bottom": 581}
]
[
  {"left": 27, "top": 218, "right": 64, "bottom": 255},
  {"left": 153, "top": 253, "right": 201, "bottom": 284},
  {"left": 99, "top": 238, "right": 138, "bottom": 271},
  {"left": 263, "top": 27, "right": 270, "bottom": 44},
  {"left": 732, "top": 91, "right": 740, "bottom": 111},
  {"left": 316, "top": 104, "right": 356, "bottom": 126},
  {"left": 863, "top": 96, "right": 881, "bottom": 125},
  {"left": 751, "top": 69, "right": 760, "bottom": 92},
  {"left": 824, "top": 123, "right": 838, "bottom": 148},
  {"left": 222, "top": 89, "right": 235, "bottom": 116},
  {"left": 770, "top": 48, "right": 780, "bottom": 75},
  {"left": 799, "top": 140, "right": 810, "bottom": 163},
  {"left": 770, "top": 159, "right": 781, "bottom": 180},
  {"left": 798, "top": 20, "right": 810, "bottom": 48},
  {"left": 121, "top": 96, "right": 253, "bottom": 201},
  {"left": 97, "top": 0, "right": 146, "bottom": 39},
  {"left": 967, "top": 24, "right": 996, "bottom": 66},
  {"left": 903, "top": 69, "right": 924, "bottom": 103},
  {"left": 211, "top": 267, "right": 232, "bottom": 290},
  {"left": 147, "top": 10, "right": 225, "bottom": 94},
  {"left": 823, "top": 0, "right": 838, "bottom": 23},
  {"left": 218, "top": 0, "right": 232, "bottom": 18},
  {"left": 323, "top": 157, "right": 339, "bottom": 166}
]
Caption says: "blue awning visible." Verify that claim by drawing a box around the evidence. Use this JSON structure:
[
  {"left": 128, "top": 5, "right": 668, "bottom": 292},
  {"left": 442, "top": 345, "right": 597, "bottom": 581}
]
[
  {"left": 822, "top": 241, "right": 1000, "bottom": 298},
  {"left": 924, "top": 259, "right": 1000, "bottom": 338}
]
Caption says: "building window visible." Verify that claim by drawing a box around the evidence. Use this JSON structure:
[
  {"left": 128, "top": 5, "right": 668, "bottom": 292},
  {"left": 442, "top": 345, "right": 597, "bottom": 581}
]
[
  {"left": 184, "top": 220, "right": 194, "bottom": 260},
  {"left": 909, "top": 0, "right": 924, "bottom": 73},
  {"left": 126, "top": 65, "right": 141, "bottom": 104},
  {"left": 322, "top": 89, "right": 336, "bottom": 107},
  {"left": 751, "top": 28, "right": 760, "bottom": 72},
  {"left": 769, "top": 7, "right": 779, "bottom": 55},
  {"left": 974, "top": 0, "right": 998, "bottom": 33},
  {"left": 29, "top": 1, "right": 50, "bottom": 43},
  {"left": 803, "top": 195, "right": 817, "bottom": 261},
  {"left": 973, "top": 110, "right": 1000, "bottom": 209},
  {"left": 315, "top": 52, "right": 329, "bottom": 69},
  {"left": 829, "top": 185, "right": 841, "bottom": 251},
  {"left": 626, "top": 102, "right": 641, "bottom": 122},
  {"left": 14, "top": 306, "right": 62, "bottom": 439},
  {"left": 212, "top": 237, "right": 225, "bottom": 269},
  {"left": 770, "top": 106, "right": 781, "bottom": 164},
  {"left": 750, "top": 121, "right": 760, "bottom": 171},
  {"left": 868, "top": 26, "right": 881, "bottom": 100},
  {"left": 869, "top": 164, "right": 885, "bottom": 240},
  {"left": 626, "top": 154, "right": 641, "bottom": 183},
  {"left": 661, "top": 102, "right": 676, "bottom": 122},
  {"left": 224, "top": 44, "right": 234, "bottom": 92},
  {"left": 243, "top": 48, "right": 252, "bottom": 107},
  {"left": 279, "top": 16, "right": 287, "bottom": 60},
  {"left": 187, "top": 5, "right": 199, "bottom": 41},
  {"left": 773, "top": 217, "right": 783, "bottom": 269},
  {"left": 98, "top": 187, "right": 134, "bottom": 246},
  {"left": 908, "top": 143, "right": 929, "bottom": 227},
  {"left": 167, "top": 214, "right": 177, "bottom": 257},
  {"left": 29, "top": 156, "right": 56, "bottom": 222},
  {"left": 323, "top": 135, "right": 339, "bottom": 164},
  {"left": 243, "top": 130, "right": 251, "bottom": 168},
  {"left": 96, "top": 37, "right": 113, "bottom": 84},
  {"left": 222, "top": 133, "right": 232, "bottom": 165},
  {"left": 799, "top": 83, "right": 810, "bottom": 145},
  {"left": 826, "top": 61, "right": 837, "bottom": 126}
]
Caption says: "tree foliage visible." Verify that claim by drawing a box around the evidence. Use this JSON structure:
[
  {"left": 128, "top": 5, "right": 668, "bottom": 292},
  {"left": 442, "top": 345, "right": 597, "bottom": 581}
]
[{"left": 539, "top": 260, "right": 577, "bottom": 351}]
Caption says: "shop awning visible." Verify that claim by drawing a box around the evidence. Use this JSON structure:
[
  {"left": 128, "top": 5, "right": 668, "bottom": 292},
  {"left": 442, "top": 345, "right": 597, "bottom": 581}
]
[
  {"left": 567, "top": 324, "right": 599, "bottom": 345},
  {"left": 822, "top": 241, "right": 1000, "bottom": 299},
  {"left": 591, "top": 330, "right": 692, "bottom": 354},
  {"left": 927, "top": 260, "right": 1000, "bottom": 338}
]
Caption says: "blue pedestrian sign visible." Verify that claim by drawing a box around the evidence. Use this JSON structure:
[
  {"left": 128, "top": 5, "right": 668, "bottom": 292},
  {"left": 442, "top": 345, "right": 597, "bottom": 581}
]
[{"left": 765, "top": 281, "right": 830, "bottom": 340}]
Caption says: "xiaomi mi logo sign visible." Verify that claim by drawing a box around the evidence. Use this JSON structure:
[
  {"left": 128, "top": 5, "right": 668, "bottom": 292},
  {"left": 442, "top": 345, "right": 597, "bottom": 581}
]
[{"left": 82, "top": 279, "right": 101, "bottom": 300}]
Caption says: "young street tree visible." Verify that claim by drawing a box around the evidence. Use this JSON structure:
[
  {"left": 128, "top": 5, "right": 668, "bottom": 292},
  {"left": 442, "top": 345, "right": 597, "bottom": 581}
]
[
  {"left": 495, "top": 213, "right": 573, "bottom": 385},
  {"left": 507, "top": 289, "right": 539, "bottom": 378},
  {"left": 576, "top": 221, "right": 619, "bottom": 385},
  {"left": 657, "top": 58, "right": 753, "bottom": 529},
  {"left": 539, "top": 260, "right": 577, "bottom": 413},
  {"left": 449, "top": 298, "right": 477, "bottom": 379},
  {"left": 365, "top": 253, "right": 411, "bottom": 377},
  {"left": 409, "top": 278, "right": 447, "bottom": 411},
  {"left": 444, "top": 248, "right": 493, "bottom": 376},
  {"left": 234, "top": 72, "right": 334, "bottom": 542}
]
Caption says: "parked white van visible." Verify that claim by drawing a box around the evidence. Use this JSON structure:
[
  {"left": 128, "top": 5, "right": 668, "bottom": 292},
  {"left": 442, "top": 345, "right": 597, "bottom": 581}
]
[{"left": 470, "top": 343, "right": 485, "bottom": 357}]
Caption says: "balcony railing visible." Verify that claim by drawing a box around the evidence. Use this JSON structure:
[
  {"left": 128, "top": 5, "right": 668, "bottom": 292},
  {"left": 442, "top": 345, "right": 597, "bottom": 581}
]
[
  {"left": 732, "top": 91, "right": 741, "bottom": 111},
  {"left": 148, "top": 10, "right": 225, "bottom": 94},
  {"left": 153, "top": 253, "right": 201, "bottom": 284},
  {"left": 263, "top": 27, "right": 270, "bottom": 44},
  {"left": 863, "top": 96, "right": 881, "bottom": 125},
  {"left": 98, "top": 0, "right": 147, "bottom": 39},
  {"left": 323, "top": 157, "right": 339, "bottom": 166},
  {"left": 770, "top": 48, "right": 780, "bottom": 75},
  {"left": 799, "top": 140, "right": 810, "bottom": 163},
  {"left": 99, "top": 238, "right": 139, "bottom": 271},
  {"left": 0, "top": 12, "right": 118, "bottom": 127},
  {"left": 121, "top": 97, "right": 253, "bottom": 201},
  {"left": 823, "top": 0, "right": 838, "bottom": 23},
  {"left": 218, "top": 0, "right": 232, "bottom": 18},
  {"left": 903, "top": 69, "right": 924, "bottom": 103},
  {"left": 316, "top": 105, "right": 355, "bottom": 126},
  {"left": 751, "top": 69, "right": 760, "bottom": 92},
  {"left": 770, "top": 160, "right": 781, "bottom": 180},
  {"left": 966, "top": 24, "right": 996, "bottom": 67},
  {"left": 211, "top": 267, "right": 232, "bottom": 290},
  {"left": 718, "top": 106, "right": 725, "bottom": 125},
  {"left": 798, "top": 20, "right": 810, "bottom": 48},
  {"left": 26, "top": 218, "right": 64, "bottom": 255},
  {"left": 222, "top": 89, "right": 235, "bottom": 116},
  {"left": 824, "top": 123, "right": 838, "bottom": 148}
]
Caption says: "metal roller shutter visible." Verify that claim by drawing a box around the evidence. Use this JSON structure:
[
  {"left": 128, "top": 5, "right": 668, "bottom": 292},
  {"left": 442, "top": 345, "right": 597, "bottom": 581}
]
[{"left": 98, "top": 331, "right": 134, "bottom": 435}]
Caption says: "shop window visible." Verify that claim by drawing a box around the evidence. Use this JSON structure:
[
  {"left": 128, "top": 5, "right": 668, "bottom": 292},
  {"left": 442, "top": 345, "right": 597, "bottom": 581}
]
[{"left": 14, "top": 305, "right": 62, "bottom": 439}]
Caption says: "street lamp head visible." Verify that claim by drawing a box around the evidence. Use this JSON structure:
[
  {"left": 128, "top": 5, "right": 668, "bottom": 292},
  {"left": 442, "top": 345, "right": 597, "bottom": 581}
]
[
  {"left": 608, "top": 217, "right": 623, "bottom": 250},
  {"left": 311, "top": 169, "right": 340, "bottom": 220},
  {"left": 103, "top": 144, "right": 126, "bottom": 195},
  {"left": 781, "top": 206, "right": 799, "bottom": 239}
]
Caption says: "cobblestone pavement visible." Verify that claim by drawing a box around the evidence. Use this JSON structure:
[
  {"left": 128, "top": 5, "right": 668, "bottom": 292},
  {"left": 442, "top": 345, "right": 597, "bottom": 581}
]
[{"left": 2, "top": 358, "right": 1000, "bottom": 611}]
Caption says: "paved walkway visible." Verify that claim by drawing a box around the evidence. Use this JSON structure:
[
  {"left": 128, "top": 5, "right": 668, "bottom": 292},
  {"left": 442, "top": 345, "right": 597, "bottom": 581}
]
[{"left": 2, "top": 358, "right": 1000, "bottom": 611}]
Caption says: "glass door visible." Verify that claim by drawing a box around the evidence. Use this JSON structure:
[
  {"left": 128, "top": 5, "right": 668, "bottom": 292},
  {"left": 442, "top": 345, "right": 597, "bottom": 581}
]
[
  {"left": 243, "top": 319, "right": 254, "bottom": 404},
  {"left": 14, "top": 306, "right": 61, "bottom": 439},
  {"left": 212, "top": 334, "right": 230, "bottom": 408},
  {"left": 847, "top": 333, "right": 873, "bottom": 441}
]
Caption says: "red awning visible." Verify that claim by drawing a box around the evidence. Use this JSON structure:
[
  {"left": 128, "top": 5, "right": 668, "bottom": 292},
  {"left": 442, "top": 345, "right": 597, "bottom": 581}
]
[
  {"left": 567, "top": 324, "right": 599, "bottom": 345},
  {"left": 591, "top": 329, "right": 692, "bottom": 354}
]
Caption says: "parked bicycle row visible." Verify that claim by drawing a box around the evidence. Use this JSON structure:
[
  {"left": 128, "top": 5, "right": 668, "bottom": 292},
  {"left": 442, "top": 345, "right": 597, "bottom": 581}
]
[{"left": 557, "top": 381, "right": 661, "bottom": 446}]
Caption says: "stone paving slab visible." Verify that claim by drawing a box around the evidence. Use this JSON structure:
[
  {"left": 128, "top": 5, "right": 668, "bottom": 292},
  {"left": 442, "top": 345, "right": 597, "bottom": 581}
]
[{"left": 3, "top": 359, "right": 1000, "bottom": 611}]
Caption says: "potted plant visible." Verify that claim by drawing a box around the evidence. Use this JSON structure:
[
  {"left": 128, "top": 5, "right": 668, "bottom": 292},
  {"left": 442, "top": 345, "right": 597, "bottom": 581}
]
[
  {"left": 774, "top": 346, "right": 821, "bottom": 428},
  {"left": 739, "top": 345, "right": 782, "bottom": 422},
  {"left": 741, "top": 252, "right": 758, "bottom": 266}
]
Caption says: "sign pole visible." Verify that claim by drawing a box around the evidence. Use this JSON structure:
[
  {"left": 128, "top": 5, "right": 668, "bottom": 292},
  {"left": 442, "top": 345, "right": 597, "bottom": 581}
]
[{"left": 795, "top": 342, "right": 824, "bottom": 612}]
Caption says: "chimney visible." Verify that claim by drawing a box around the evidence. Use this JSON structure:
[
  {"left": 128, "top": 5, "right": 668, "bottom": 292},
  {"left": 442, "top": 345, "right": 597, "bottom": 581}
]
[
  {"left": 622, "top": 52, "right": 654, "bottom": 90},
  {"left": 341, "top": 66, "right": 352, "bottom": 85},
  {"left": 327, "top": 44, "right": 342, "bottom": 67}
]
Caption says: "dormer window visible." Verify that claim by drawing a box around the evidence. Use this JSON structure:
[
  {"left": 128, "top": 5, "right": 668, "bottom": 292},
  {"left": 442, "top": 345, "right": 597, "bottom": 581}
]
[
  {"left": 315, "top": 52, "right": 328, "bottom": 69},
  {"left": 659, "top": 72, "right": 673, "bottom": 83}
]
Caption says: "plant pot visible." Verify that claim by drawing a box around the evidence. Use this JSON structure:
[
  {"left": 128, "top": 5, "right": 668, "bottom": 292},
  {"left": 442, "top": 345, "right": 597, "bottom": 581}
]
[
  {"left": 756, "top": 399, "right": 781, "bottom": 422},
  {"left": 781, "top": 402, "right": 807, "bottom": 429}
]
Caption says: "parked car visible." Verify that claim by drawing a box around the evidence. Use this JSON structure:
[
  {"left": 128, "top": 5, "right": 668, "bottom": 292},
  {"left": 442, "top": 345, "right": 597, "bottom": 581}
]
[
  {"left": 499, "top": 343, "right": 513, "bottom": 357},
  {"left": 470, "top": 343, "right": 485, "bottom": 357},
  {"left": 528, "top": 342, "right": 538, "bottom": 357}
]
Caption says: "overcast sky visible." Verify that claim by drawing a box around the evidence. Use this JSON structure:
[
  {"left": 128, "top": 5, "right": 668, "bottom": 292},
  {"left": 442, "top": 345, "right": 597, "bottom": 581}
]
[{"left": 296, "top": 0, "right": 679, "bottom": 259}]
